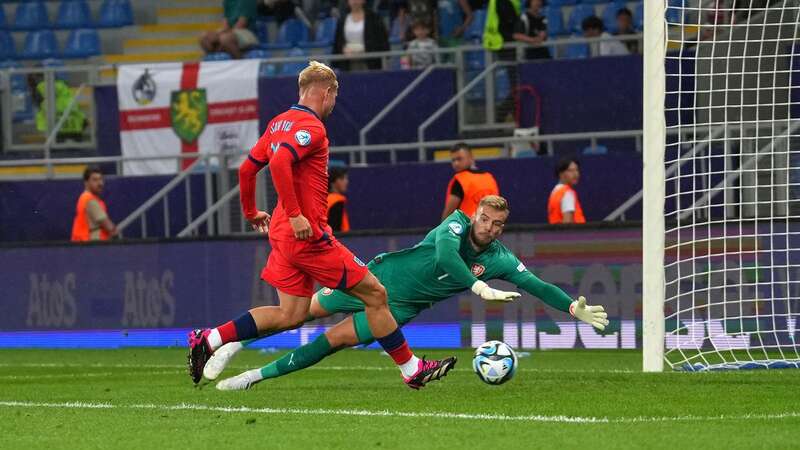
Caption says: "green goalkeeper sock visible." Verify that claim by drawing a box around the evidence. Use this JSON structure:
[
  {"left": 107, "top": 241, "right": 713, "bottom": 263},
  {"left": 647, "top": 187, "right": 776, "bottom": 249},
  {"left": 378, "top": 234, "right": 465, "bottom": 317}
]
[{"left": 259, "top": 334, "right": 335, "bottom": 379}]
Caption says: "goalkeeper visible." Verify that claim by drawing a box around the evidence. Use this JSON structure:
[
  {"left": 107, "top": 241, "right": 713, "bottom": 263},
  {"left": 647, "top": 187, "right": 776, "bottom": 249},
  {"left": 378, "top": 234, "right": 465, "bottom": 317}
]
[{"left": 211, "top": 195, "right": 609, "bottom": 390}]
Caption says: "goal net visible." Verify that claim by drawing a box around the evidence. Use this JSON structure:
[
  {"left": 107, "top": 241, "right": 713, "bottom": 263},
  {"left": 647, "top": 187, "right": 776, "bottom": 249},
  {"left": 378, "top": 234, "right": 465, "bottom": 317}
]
[{"left": 643, "top": 0, "right": 800, "bottom": 371}]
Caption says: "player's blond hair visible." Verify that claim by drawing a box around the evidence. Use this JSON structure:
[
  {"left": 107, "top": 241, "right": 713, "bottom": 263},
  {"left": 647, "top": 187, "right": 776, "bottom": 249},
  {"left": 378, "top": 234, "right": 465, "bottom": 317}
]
[
  {"left": 298, "top": 60, "right": 338, "bottom": 92},
  {"left": 479, "top": 195, "right": 510, "bottom": 213}
]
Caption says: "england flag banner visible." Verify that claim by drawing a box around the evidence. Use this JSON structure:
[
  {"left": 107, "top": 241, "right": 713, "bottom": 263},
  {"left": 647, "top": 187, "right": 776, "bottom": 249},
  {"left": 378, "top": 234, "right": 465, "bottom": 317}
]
[{"left": 117, "top": 60, "right": 261, "bottom": 175}]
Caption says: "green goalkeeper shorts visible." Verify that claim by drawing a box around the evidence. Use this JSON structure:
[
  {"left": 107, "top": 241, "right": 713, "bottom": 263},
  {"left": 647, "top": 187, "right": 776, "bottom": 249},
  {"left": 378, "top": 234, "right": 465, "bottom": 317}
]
[{"left": 315, "top": 287, "right": 422, "bottom": 346}]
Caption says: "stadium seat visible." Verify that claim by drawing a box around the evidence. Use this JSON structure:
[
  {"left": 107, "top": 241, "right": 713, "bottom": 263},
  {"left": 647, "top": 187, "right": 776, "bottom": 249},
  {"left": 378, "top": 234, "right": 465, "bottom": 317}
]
[
  {"left": 56, "top": 0, "right": 92, "bottom": 29},
  {"left": 464, "top": 37, "right": 485, "bottom": 70},
  {"left": 0, "top": 5, "right": 6, "bottom": 30},
  {"left": 547, "top": 0, "right": 577, "bottom": 6},
  {"left": 98, "top": 0, "right": 133, "bottom": 28},
  {"left": 602, "top": 1, "right": 628, "bottom": 34},
  {"left": 12, "top": 1, "right": 49, "bottom": 31},
  {"left": 203, "top": 52, "right": 232, "bottom": 61},
  {"left": 245, "top": 49, "right": 278, "bottom": 76},
  {"left": 280, "top": 47, "right": 307, "bottom": 76},
  {"left": 634, "top": 2, "right": 643, "bottom": 30},
  {"left": 21, "top": 30, "right": 58, "bottom": 60},
  {"left": 565, "top": 42, "right": 590, "bottom": 59},
  {"left": 579, "top": 0, "right": 606, "bottom": 4},
  {"left": 465, "top": 9, "right": 486, "bottom": 39},
  {"left": 254, "top": 20, "right": 269, "bottom": 43},
  {"left": 62, "top": 28, "right": 101, "bottom": 58},
  {"left": 583, "top": 144, "right": 609, "bottom": 155},
  {"left": 298, "top": 17, "right": 336, "bottom": 49},
  {"left": 0, "top": 30, "right": 15, "bottom": 60},
  {"left": 666, "top": 0, "right": 684, "bottom": 25},
  {"left": 514, "top": 149, "right": 537, "bottom": 158},
  {"left": 543, "top": 6, "right": 565, "bottom": 37},
  {"left": 263, "top": 19, "right": 309, "bottom": 50},
  {"left": 567, "top": 4, "right": 595, "bottom": 34},
  {"left": 389, "top": 16, "right": 407, "bottom": 45}
]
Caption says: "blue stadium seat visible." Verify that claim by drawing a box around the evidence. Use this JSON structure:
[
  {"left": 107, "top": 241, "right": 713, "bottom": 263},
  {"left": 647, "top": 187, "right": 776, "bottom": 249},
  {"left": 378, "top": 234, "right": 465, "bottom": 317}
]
[
  {"left": 98, "top": 0, "right": 133, "bottom": 28},
  {"left": 21, "top": 30, "right": 58, "bottom": 60},
  {"left": 56, "top": 0, "right": 92, "bottom": 29},
  {"left": 298, "top": 17, "right": 336, "bottom": 49},
  {"left": 62, "top": 28, "right": 101, "bottom": 58},
  {"left": 464, "top": 37, "right": 485, "bottom": 70},
  {"left": 0, "top": 30, "right": 15, "bottom": 60},
  {"left": 280, "top": 47, "right": 308, "bottom": 76},
  {"left": 203, "top": 52, "right": 232, "bottom": 61},
  {"left": 565, "top": 41, "right": 590, "bottom": 59},
  {"left": 567, "top": 4, "right": 595, "bottom": 34},
  {"left": 254, "top": 20, "right": 269, "bottom": 43},
  {"left": 514, "top": 149, "right": 538, "bottom": 158},
  {"left": 666, "top": 0, "right": 683, "bottom": 24},
  {"left": 579, "top": 0, "right": 605, "bottom": 4},
  {"left": 543, "top": 6, "right": 565, "bottom": 37},
  {"left": 583, "top": 144, "right": 609, "bottom": 155},
  {"left": 263, "top": 19, "right": 308, "bottom": 50},
  {"left": 12, "top": 1, "right": 49, "bottom": 31},
  {"left": 0, "top": 5, "right": 6, "bottom": 30},
  {"left": 465, "top": 9, "right": 486, "bottom": 39},
  {"left": 548, "top": 0, "right": 577, "bottom": 6},
  {"left": 602, "top": 1, "right": 628, "bottom": 34},
  {"left": 244, "top": 49, "right": 278, "bottom": 76}
]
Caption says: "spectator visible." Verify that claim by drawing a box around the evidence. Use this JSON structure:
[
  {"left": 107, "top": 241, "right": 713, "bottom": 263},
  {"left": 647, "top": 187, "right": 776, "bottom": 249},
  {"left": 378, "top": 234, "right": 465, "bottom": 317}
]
[
  {"left": 199, "top": 0, "right": 259, "bottom": 59},
  {"left": 442, "top": 143, "right": 500, "bottom": 220},
  {"left": 29, "top": 73, "right": 86, "bottom": 141},
  {"left": 404, "top": 19, "right": 438, "bottom": 68},
  {"left": 615, "top": 8, "right": 638, "bottom": 54},
  {"left": 390, "top": 2, "right": 412, "bottom": 43},
  {"left": 406, "top": 0, "right": 437, "bottom": 39},
  {"left": 516, "top": 0, "right": 550, "bottom": 60},
  {"left": 327, "top": 166, "right": 350, "bottom": 233},
  {"left": 547, "top": 157, "right": 585, "bottom": 224},
  {"left": 71, "top": 167, "right": 117, "bottom": 242},
  {"left": 581, "top": 15, "right": 629, "bottom": 57},
  {"left": 333, "top": 0, "right": 390, "bottom": 71},
  {"left": 452, "top": 0, "right": 488, "bottom": 39}
]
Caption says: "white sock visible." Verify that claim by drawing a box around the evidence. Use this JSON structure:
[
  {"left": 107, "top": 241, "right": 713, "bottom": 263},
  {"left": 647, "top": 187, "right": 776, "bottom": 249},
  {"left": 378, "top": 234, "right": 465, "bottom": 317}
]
[
  {"left": 399, "top": 356, "right": 421, "bottom": 378},
  {"left": 225, "top": 341, "right": 244, "bottom": 353},
  {"left": 244, "top": 368, "right": 263, "bottom": 383},
  {"left": 207, "top": 329, "right": 222, "bottom": 351}
]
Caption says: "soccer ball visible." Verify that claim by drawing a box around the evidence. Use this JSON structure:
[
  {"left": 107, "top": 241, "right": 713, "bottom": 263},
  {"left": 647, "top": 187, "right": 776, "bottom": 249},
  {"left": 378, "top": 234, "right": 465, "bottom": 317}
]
[{"left": 472, "top": 340, "right": 518, "bottom": 385}]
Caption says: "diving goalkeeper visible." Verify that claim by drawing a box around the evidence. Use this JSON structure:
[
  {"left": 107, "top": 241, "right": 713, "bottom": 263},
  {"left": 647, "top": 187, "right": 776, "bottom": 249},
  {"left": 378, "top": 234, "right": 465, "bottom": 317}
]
[{"left": 210, "top": 195, "right": 609, "bottom": 390}]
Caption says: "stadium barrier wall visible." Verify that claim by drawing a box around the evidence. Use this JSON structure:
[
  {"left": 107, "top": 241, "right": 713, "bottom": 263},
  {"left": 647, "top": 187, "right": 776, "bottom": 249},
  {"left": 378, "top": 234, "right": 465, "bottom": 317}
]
[
  {"left": 0, "top": 154, "right": 643, "bottom": 242},
  {"left": 94, "top": 56, "right": 645, "bottom": 160},
  {"left": 0, "top": 224, "right": 643, "bottom": 349}
]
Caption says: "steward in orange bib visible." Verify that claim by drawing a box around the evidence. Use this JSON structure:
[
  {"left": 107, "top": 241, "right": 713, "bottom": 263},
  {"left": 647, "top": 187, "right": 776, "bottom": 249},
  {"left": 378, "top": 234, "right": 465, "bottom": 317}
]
[
  {"left": 326, "top": 166, "right": 350, "bottom": 233},
  {"left": 441, "top": 143, "right": 500, "bottom": 220},
  {"left": 71, "top": 166, "right": 117, "bottom": 241},
  {"left": 548, "top": 157, "right": 585, "bottom": 224}
]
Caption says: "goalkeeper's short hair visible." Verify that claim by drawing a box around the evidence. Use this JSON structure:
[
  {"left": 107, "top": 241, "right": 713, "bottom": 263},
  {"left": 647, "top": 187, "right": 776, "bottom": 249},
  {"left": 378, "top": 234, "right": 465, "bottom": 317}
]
[{"left": 479, "top": 195, "right": 509, "bottom": 213}]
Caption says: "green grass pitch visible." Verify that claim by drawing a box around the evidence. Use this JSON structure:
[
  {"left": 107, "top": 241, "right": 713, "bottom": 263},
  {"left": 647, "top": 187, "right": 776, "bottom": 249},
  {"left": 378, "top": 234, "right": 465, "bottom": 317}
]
[{"left": 1, "top": 348, "right": 798, "bottom": 449}]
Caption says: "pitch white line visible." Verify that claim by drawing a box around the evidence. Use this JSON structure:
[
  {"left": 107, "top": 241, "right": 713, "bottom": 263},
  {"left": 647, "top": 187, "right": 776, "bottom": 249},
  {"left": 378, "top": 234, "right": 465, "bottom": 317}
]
[
  {"left": 1, "top": 400, "right": 799, "bottom": 424},
  {"left": 0, "top": 370, "right": 181, "bottom": 381}
]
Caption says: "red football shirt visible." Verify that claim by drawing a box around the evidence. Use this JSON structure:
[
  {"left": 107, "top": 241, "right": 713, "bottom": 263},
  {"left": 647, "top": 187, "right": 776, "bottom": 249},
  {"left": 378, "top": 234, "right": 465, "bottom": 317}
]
[{"left": 249, "top": 104, "right": 331, "bottom": 242}]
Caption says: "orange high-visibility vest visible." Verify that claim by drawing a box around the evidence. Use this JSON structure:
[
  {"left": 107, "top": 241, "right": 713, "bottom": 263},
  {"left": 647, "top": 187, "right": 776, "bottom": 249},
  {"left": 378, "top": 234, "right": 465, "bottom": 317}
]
[
  {"left": 71, "top": 191, "right": 110, "bottom": 241},
  {"left": 445, "top": 170, "right": 500, "bottom": 217},
  {"left": 326, "top": 192, "right": 350, "bottom": 232},
  {"left": 548, "top": 184, "right": 586, "bottom": 224}
]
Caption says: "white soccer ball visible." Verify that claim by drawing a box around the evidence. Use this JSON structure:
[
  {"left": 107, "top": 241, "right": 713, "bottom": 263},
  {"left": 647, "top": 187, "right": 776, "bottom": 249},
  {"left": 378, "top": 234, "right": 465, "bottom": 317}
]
[{"left": 472, "top": 340, "right": 518, "bottom": 385}]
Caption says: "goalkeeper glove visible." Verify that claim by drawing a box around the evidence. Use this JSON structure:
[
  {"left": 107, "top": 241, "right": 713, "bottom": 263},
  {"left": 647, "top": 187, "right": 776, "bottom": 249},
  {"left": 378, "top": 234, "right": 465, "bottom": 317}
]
[
  {"left": 569, "top": 296, "right": 609, "bottom": 331},
  {"left": 471, "top": 280, "right": 521, "bottom": 302}
]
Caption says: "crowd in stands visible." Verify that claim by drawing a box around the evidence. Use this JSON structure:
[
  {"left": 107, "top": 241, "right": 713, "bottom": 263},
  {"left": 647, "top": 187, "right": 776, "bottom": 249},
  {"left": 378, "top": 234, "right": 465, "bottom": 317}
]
[{"left": 198, "top": 0, "right": 648, "bottom": 65}]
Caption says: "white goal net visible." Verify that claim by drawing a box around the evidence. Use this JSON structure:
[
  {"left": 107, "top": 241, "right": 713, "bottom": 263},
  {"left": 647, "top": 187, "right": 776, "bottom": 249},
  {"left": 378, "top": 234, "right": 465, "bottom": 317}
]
[{"left": 643, "top": 0, "right": 800, "bottom": 371}]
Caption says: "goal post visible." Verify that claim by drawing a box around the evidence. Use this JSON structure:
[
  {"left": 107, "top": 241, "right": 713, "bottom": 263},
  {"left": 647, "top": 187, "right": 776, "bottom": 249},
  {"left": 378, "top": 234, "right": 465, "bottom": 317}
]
[
  {"left": 643, "top": 0, "right": 667, "bottom": 372},
  {"left": 643, "top": 0, "right": 800, "bottom": 372}
]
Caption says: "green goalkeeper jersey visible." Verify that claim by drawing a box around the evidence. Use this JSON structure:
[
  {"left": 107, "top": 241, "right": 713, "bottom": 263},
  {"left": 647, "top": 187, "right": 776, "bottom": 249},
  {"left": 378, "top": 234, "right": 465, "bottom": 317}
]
[{"left": 365, "top": 210, "right": 573, "bottom": 312}]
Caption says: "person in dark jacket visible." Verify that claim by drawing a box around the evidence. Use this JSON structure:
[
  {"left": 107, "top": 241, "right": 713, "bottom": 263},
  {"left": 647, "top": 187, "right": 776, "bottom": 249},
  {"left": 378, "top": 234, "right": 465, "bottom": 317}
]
[{"left": 332, "top": 0, "right": 390, "bottom": 71}]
